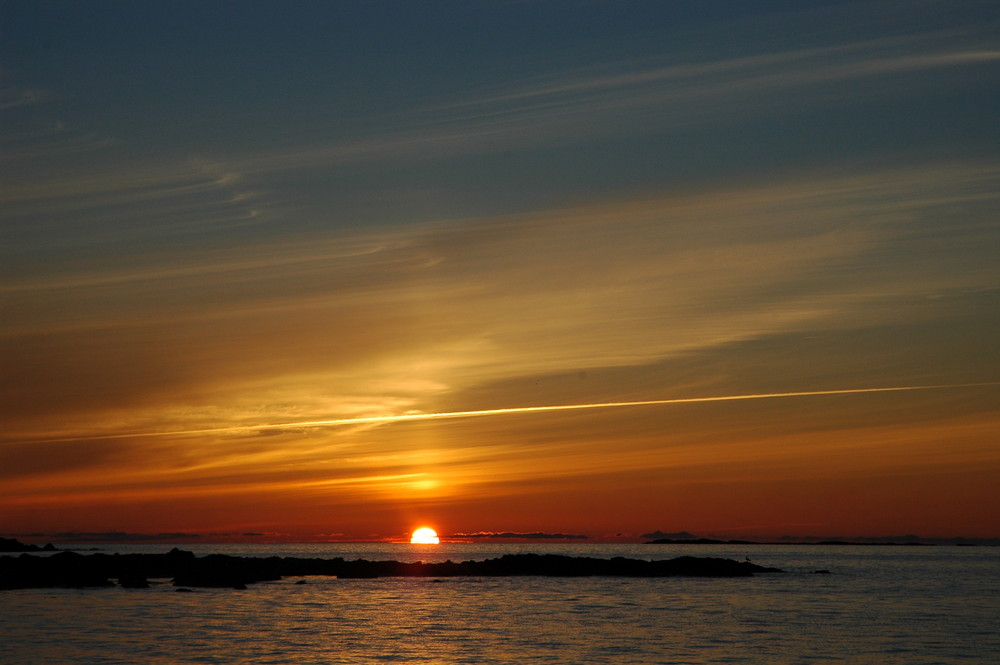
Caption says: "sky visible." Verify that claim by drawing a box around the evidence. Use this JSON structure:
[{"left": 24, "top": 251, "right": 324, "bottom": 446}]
[{"left": 2, "top": 0, "right": 999, "bottom": 543}]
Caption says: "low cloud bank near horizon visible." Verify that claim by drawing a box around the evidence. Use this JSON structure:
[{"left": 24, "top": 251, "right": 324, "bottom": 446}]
[{"left": 43, "top": 532, "right": 204, "bottom": 543}]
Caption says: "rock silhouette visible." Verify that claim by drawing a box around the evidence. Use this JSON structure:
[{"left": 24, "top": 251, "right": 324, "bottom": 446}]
[
  {"left": 0, "top": 537, "right": 56, "bottom": 553},
  {"left": 1, "top": 550, "right": 782, "bottom": 590}
]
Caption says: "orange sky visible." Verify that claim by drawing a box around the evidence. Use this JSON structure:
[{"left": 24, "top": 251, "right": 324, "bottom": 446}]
[
  {"left": 3, "top": 3, "right": 999, "bottom": 543},
  {"left": 3, "top": 169, "right": 999, "bottom": 542}
]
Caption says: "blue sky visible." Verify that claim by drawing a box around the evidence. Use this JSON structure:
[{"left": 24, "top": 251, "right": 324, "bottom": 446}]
[{"left": 2, "top": 1, "right": 999, "bottom": 540}]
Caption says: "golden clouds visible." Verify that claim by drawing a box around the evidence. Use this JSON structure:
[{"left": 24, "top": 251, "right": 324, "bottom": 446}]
[
  {"left": 3, "top": 161, "right": 999, "bottom": 536},
  {"left": 4, "top": 164, "right": 998, "bottom": 435}
]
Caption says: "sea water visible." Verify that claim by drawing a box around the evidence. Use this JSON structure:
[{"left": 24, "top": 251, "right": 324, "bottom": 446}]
[{"left": 1, "top": 544, "right": 997, "bottom": 664}]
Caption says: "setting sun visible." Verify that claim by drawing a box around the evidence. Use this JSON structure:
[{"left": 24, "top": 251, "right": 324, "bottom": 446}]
[{"left": 410, "top": 527, "right": 440, "bottom": 544}]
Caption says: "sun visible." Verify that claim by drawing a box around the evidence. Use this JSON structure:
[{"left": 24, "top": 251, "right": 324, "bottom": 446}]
[{"left": 410, "top": 527, "right": 440, "bottom": 544}]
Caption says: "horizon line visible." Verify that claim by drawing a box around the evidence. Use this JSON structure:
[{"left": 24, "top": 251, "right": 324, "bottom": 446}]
[{"left": 6, "top": 533, "right": 1000, "bottom": 545}]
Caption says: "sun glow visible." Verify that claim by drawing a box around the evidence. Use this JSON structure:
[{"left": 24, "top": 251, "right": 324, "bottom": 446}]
[{"left": 410, "top": 527, "right": 440, "bottom": 544}]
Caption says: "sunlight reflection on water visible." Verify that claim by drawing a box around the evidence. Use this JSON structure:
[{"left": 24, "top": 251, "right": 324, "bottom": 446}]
[{"left": 2, "top": 545, "right": 998, "bottom": 664}]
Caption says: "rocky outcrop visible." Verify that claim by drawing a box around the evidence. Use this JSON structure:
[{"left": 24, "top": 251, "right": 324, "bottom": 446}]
[
  {"left": 0, "top": 551, "right": 115, "bottom": 588},
  {"left": 321, "top": 553, "right": 781, "bottom": 579},
  {"left": 1, "top": 550, "right": 782, "bottom": 590},
  {"left": 118, "top": 575, "right": 151, "bottom": 588},
  {"left": 170, "top": 553, "right": 283, "bottom": 589},
  {"left": 0, "top": 538, "right": 56, "bottom": 553}
]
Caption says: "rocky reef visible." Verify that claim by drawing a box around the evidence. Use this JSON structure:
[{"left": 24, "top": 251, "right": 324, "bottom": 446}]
[
  {"left": 0, "top": 537, "right": 57, "bottom": 553},
  {"left": 0, "top": 545, "right": 781, "bottom": 590}
]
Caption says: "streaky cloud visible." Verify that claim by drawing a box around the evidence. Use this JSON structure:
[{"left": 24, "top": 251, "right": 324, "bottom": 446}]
[
  {"left": 3, "top": 382, "right": 995, "bottom": 446},
  {"left": 0, "top": 86, "right": 50, "bottom": 110},
  {"left": 217, "top": 37, "right": 1000, "bottom": 177},
  {"left": 51, "top": 531, "right": 202, "bottom": 542},
  {"left": 428, "top": 34, "right": 1000, "bottom": 114}
]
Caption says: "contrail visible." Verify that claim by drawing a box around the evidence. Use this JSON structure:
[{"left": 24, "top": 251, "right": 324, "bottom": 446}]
[{"left": 5, "top": 382, "right": 997, "bottom": 445}]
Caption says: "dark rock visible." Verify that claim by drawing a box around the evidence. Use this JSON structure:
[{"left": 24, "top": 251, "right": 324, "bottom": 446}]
[
  {"left": 812, "top": 569, "right": 832, "bottom": 574},
  {"left": 0, "top": 537, "right": 43, "bottom": 553},
  {"left": 118, "top": 575, "right": 150, "bottom": 588},
  {"left": 1, "top": 550, "right": 782, "bottom": 590},
  {"left": 0, "top": 549, "right": 113, "bottom": 588},
  {"left": 319, "top": 553, "right": 781, "bottom": 579},
  {"left": 171, "top": 553, "right": 282, "bottom": 588}
]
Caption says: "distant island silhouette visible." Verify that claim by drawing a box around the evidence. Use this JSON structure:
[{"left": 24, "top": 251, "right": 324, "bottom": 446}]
[
  {"left": 645, "top": 537, "right": 997, "bottom": 546},
  {"left": 0, "top": 540, "right": 782, "bottom": 590},
  {"left": 0, "top": 537, "right": 57, "bottom": 553}
]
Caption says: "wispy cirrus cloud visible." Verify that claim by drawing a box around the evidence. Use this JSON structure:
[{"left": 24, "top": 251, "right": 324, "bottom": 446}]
[
  {"left": 0, "top": 127, "right": 117, "bottom": 163},
  {"left": 190, "top": 32, "right": 999, "bottom": 180},
  {"left": 424, "top": 33, "right": 1000, "bottom": 115},
  {"left": 0, "top": 86, "right": 50, "bottom": 110},
  {"left": 2, "top": 161, "right": 997, "bottom": 453}
]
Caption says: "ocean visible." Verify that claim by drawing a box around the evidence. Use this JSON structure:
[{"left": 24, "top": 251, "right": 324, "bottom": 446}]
[{"left": 1, "top": 543, "right": 997, "bottom": 664}]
